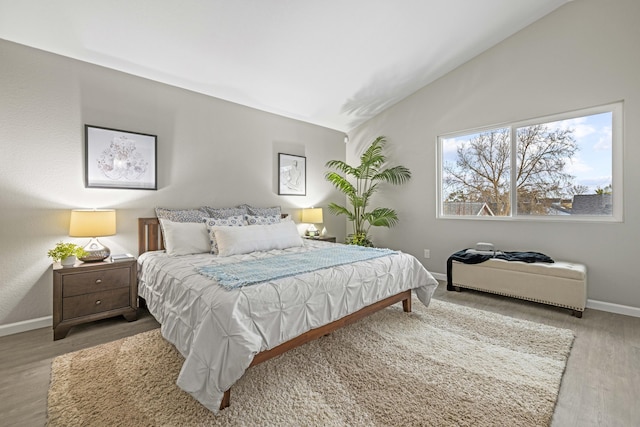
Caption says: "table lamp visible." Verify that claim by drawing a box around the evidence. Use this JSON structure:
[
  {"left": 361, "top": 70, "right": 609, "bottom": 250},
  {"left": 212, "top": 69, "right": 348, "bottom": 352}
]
[
  {"left": 301, "top": 207, "right": 323, "bottom": 237},
  {"left": 69, "top": 209, "right": 116, "bottom": 262}
]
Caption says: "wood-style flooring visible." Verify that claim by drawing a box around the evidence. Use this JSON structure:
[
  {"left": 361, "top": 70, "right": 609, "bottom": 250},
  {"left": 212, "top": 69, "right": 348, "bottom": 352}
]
[{"left": 1, "top": 283, "right": 638, "bottom": 426}]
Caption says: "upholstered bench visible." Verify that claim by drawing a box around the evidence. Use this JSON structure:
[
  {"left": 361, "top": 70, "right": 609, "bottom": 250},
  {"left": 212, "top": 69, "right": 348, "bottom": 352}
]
[{"left": 448, "top": 258, "right": 587, "bottom": 317}]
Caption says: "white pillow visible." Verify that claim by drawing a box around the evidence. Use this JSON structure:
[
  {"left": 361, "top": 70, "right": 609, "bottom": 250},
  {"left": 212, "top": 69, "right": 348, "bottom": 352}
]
[
  {"left": 214, "top": 220, "right": 303, "bottom": 256},
  {"left": 203, "top": 215, "right": 246, "bottom": 254},
  {"left": 159, "top": 219, "right": 210, "bottom": 256}
]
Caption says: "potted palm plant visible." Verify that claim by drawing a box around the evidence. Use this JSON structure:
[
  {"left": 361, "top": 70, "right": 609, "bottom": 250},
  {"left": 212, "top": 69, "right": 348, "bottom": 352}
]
[{"left": 325, "top": 136, "right": 411, "bottom": 246}]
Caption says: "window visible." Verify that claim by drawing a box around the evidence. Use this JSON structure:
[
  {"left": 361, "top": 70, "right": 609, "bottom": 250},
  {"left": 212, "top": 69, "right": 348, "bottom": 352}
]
[{"left": 438, "top": 102, "right": 622, "bottom": 221}]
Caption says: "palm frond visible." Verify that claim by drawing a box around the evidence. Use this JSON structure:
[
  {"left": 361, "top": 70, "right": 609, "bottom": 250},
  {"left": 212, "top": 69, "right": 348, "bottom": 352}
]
[
  {"left": 364, "top": 208, "right": 399, "bottom": 228},
  {"left": 361, "top": 182, "right": 379, "bottom": 201},
  {"left": 359, "top": 136, "right": 387, "bottom": 169},
  {"left": 327, "top": 203, "right": 356, "bottom": 222},
  {"left": 350, "top": 195, "right": 366, "bottom": 209},
  {"left": 372, "top": 165, "right": 412, "bottom": 185},
  {"left": 325, "top": 160, "right": 359, "bottom": 177},
  {"left": 324, "top": 171, "right": 356, "bottom": 196}
]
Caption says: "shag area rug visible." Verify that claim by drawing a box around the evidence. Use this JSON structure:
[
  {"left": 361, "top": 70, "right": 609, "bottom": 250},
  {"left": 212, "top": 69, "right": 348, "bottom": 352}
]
[{"left": 47, "top": 299, "right": 574, "bottom": 426}]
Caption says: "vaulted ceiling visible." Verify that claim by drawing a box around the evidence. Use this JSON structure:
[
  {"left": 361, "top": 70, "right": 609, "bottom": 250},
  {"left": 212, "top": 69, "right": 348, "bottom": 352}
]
[{"left": 0, "top": 0, "right": 569, "bottom": 132}]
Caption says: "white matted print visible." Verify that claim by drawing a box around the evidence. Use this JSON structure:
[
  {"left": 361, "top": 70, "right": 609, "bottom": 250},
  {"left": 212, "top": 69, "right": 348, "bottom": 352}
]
[
  {"left": 278, "top": 153, "right": 306, "bottom": 196},
  {"left": 85, "top": 125, "right": 157, "bottom": 190}
]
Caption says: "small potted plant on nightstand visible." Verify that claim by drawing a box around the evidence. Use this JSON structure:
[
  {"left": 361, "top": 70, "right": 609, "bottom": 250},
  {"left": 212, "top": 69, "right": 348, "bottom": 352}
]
[{"left": 47, "top": 242, "right": 88, "bottom": 267}]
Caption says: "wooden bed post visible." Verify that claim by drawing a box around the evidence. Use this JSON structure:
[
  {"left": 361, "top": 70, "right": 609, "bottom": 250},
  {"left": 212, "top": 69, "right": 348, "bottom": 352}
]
[
  {"left": 220, "top": 390, "right": 230, "bottom": 410},
  {"left": 402, "top": 295, "right": 412, "bottom": 312},
  {"left": 138, "top": 217, "right": 164, "bottom": 255}
]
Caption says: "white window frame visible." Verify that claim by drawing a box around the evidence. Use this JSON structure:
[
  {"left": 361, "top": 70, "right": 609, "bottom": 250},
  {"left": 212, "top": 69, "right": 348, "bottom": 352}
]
[{"left": 436, "top": 102, "right": 623, "bottom": 222}]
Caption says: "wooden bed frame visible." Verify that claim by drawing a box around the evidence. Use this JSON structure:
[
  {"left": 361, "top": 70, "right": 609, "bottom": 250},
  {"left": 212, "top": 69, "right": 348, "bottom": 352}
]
[{"left": 137, "top": 217, "right": 412, "bottom": 410}]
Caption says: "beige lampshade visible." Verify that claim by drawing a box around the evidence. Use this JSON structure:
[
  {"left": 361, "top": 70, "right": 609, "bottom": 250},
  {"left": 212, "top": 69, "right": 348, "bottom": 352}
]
[
  {"left": 69, "top": 209, "right": 116, "bottom": 237},
  {"left": 301, "top": 207, "right": 323, "bottom": 224}
]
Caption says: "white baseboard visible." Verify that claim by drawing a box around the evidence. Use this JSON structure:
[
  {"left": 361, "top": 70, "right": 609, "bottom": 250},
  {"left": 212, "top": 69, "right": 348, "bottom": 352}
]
[
  {"left": 0, "top": 315, "right": 52, "bottom": 338},
  {"left": 432, "top": 272, "right": 447, "bottom": 282},
  {"left": 586, "top": 299, "right": 640, "bottom": 318},
  {"left": 430, "top": 271, "right": 640, "bottom": 318}
]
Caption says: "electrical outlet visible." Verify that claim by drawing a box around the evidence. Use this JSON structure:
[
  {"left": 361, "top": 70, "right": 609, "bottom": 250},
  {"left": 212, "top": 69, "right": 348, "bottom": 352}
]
[{"left": 424, "top": 249, "right": 430, "bottom": 259}]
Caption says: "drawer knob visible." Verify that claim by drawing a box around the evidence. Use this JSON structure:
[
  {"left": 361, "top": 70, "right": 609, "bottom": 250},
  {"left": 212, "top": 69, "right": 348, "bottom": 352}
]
[
  {"left": 95, "top": 279, "right": 102, "bottom": 284},
  {"left": 95, "top": 300, "right": 102, "bottom": 305}
]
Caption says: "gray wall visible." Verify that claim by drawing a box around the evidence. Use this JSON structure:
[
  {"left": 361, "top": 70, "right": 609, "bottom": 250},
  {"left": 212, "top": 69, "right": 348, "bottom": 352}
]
[
  {"left": 350, "top": 0, "right": 640, "bottom": 309},
  {"left": 0, "top": 39, "right": 346, "bottom": 327}
]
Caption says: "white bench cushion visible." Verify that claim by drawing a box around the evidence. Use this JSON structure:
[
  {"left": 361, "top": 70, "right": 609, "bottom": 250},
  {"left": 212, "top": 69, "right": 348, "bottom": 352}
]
[{"left": 472, "top": 258, "right": 586, "bottom": 280}]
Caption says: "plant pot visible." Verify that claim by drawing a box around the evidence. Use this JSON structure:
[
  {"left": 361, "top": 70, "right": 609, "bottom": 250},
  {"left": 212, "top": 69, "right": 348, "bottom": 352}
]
[{"left": 61, "top": 256, "right": 77, "bottom": 267}]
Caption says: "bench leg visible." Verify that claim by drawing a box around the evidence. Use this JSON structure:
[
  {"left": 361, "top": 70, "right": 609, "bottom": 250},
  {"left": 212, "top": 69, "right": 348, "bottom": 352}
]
[{"left": 572, "top": 310, "right": 583, "bottom": 318}]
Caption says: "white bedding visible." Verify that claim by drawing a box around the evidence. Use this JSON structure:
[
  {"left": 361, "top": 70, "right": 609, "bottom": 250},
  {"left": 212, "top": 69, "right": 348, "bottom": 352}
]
[{"left": 137, "top": 239, "right": 439, "bottom": 412}]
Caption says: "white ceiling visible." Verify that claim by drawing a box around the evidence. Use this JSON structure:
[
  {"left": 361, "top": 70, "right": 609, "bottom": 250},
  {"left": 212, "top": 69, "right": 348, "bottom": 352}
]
[{"left": 0, "top": 0, "right": 568, "bottom": 132}]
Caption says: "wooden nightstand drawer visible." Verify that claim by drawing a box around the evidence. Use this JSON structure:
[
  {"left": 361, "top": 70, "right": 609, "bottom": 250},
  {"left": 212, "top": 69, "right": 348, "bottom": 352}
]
[
  {"left": 53, "top": 259, "right": 138, "bottom": 340},
  {"left": 62, "top": 268, "right": 130, "bottom": 297},
  {"left": 62, "top": 288, "right": 131, "bottom": 319}
]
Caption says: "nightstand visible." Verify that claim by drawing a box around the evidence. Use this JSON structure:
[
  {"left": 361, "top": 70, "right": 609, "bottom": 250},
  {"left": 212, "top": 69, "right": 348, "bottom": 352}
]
[
  {"left": 52, "top": 259, "right": 138, "bottom": 340},
  {"left": 304, "top": 236, "right": 337, "bottom": 243}
]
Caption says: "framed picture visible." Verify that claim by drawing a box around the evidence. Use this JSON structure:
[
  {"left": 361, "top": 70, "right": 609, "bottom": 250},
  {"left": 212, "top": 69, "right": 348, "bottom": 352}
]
[
  {"left": 85, "top": 125, "right": 157, "bottom": 190},
  {"left": 278, "top": 153, "right": 306, "bottom": 196}
]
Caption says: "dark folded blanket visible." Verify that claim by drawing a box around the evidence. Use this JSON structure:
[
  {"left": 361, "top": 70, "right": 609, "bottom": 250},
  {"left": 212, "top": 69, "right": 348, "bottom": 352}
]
[{"left": 446, "top": 249, "right": 554, "bottom": 290}]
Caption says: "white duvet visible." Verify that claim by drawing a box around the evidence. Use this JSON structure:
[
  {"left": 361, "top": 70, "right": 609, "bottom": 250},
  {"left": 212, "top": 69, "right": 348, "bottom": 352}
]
[{"left": 137, "top": 240, "right": 439, "bottom": 412}]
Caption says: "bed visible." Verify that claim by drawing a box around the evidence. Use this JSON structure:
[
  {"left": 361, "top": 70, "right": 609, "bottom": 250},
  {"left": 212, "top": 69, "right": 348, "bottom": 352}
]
[{"left": 137, "top": 215, "right": 439, "bottom": 413}]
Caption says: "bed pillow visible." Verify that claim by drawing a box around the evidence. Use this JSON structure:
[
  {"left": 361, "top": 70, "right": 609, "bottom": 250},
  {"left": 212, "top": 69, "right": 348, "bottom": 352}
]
[
  {"left": 213, "top": 220, "right": 303, "bottom": 257},
  {"left": 237, "top": 204, "right": 281, "bottom": 217},
  {"left": 159, "top": 219, "right": 210, "bottom": 256},
  {"left": 203, "top": 215, "right": 246, "bottom": 254},
  {"left": 203, "top": 206, "right": 247, "bottom": 219},
  {"left": 155, "top": 207, "right": 208, "bottom": 222},
  {"left": 156, "top": 207, "right": 209, "bottom": 247},
  {"left": 245, "top": 214, "right": 281, "bottom": 225}
]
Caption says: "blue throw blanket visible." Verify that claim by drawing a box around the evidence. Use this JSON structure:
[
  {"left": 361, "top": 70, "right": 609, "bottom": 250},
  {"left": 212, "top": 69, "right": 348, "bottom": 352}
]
[{"left": 197, "top": 245, "right": 398, "bottom": 290}]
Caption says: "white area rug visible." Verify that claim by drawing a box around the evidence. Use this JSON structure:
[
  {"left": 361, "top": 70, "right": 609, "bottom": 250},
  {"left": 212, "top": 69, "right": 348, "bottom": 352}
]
[{"left": 47, "top": 299, "right": 574, "bottom": 426}]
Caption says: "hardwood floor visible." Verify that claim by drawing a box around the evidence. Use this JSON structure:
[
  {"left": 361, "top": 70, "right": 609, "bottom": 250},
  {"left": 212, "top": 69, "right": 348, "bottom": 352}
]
[
  {"left": 0, "top": 310, "right": 160, "bottom": 427},
  {"left": 1, "top": 283, "right": 638, "bottom": 426},
  {"left": 433, "top": 284, "right": 640, "bottom": 427}
]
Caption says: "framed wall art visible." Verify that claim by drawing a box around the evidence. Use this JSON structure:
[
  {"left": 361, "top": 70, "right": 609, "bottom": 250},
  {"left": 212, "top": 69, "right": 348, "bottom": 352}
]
[
  {"left": 278, "top": 153, "right": 306, "bottom": 196},
  {"left": 85, "top": 125, "right": 157, "bottom": 190}
]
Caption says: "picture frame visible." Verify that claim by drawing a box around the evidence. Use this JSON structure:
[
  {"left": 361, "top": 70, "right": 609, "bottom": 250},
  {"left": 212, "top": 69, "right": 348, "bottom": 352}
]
[
  {"left": 85, "top": 125, "right": 157, "bottom": 190},
  {"left": 278, "top": 153, "right": 306, "bottom": 196}
]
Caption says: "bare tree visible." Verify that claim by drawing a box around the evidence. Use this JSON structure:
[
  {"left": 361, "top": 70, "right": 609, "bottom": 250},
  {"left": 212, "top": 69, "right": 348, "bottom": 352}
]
[
  {"left": 569, "top": 184, "right": 590, "bottom": 196},
  {"left": 444, "top": 125, "right": 578, "bottom": 215},
  {"left": 515, "top": 124, "right": 578, "bottom": 213}
]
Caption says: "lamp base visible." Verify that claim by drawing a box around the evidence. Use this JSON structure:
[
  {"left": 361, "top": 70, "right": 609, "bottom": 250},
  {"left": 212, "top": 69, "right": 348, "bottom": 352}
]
[
  {"left": 305, "top": 224, "right": 319, "bottom": 237},
  {"left": 79, "top": 238, "right": 111, "bottom": 262}
]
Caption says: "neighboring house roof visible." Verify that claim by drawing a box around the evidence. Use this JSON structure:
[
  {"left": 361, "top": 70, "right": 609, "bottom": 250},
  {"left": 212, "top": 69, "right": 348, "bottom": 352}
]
[
  {"left": 571, "top": 194, "right": 612, "bottom": 215},
  {"left": 548, "top": 204, "right": 572, "bottom": 215},
  {"left": 444, "top": 195, "right": 612, "bottom": 216},
  {"left": 545, "top": 198, "right": 572, "bottom": 215},
  {"left": 443, "top": 202, "right": 495, "bottom": 216}
]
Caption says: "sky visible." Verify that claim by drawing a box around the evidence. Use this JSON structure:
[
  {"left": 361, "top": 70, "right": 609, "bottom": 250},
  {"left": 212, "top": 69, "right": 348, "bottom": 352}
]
[
  {"left": 553, "top": 112, "right": 612, "bottom": 192},
  {"left": 441, "top": 111, "right": 613, "bottom": 195}
]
